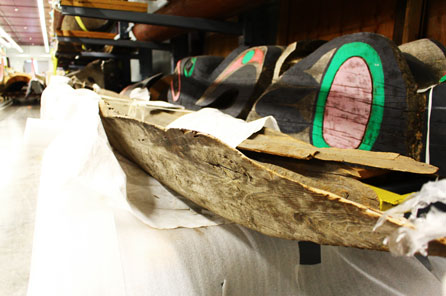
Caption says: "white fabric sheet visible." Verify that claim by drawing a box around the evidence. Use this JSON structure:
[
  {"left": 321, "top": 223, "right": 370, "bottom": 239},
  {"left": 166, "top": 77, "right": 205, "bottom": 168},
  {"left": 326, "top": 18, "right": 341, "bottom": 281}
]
[{"left": 167, "top": 107, "right": 280, "bottom": 148}]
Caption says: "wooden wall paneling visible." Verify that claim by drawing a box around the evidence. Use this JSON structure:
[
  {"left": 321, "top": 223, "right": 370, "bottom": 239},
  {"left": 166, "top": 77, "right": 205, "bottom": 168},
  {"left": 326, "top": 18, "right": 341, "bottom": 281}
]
[
  {"left": 340, "top": 0, "right": 362, "bottom": 35},
  {"left": 393, "top": 0, "right": 408, "bottom": 44},
  {"left": 424, "top": 0, "right": 446, "bottom": 46},
  {"left": 316, "top": 0, "right": 342, "bottom": 41},
  {"left": 360, "top": 1, "right": 379, "bottom": 34},
  {"left": 375, "top": 0, "right": 398, "bottom": 39},
  {"left": 276, "top": 0, "right": 291, "bottom": 45},
  {"left": 277, "top": 0, "right": 399, "bottom": 44},
  {"left": 241, "top": 1, "right": 280, "bottom": 46},
  {"left": 402, "top": 0, "right": 427, "bottom": 43},
  {"left": 203, "top": 33, "right": 240, "bottom": 57}
]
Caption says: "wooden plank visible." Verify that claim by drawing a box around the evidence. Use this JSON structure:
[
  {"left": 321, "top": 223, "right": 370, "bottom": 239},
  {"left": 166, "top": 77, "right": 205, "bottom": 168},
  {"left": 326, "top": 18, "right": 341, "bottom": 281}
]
[
  {"left": 98, "top": 93, "right": 437, "bottom": 175},
  {"left": 60, "top": 0, "right": 148, "bottom": 12},
  {"left": 424, "top": 0, "right": 446, "bottom": 46},
  {"left": 99, "top": 99, "right": 446, "bottom": 256},
  {"left": 238, "top": 128, "right": 438, "bottom": 175},
  {"left": 401, "top": 0, "right": 426, "bottom": 43},
  {"left": 56, "top": 29, "right": 116, "bottom": 39}
]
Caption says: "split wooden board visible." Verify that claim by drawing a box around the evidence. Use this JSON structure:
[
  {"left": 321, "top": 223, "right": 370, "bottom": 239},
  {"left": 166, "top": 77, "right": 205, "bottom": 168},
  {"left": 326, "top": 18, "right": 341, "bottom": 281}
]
[{"left": 99, "top": 98, "right": 446, "bottom": 256}]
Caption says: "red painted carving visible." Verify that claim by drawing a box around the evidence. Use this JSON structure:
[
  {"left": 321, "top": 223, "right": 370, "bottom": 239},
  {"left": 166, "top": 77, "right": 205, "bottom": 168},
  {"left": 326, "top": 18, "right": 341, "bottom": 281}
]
[
  {"left": 214, "top": 48, "right": 265, "bottom": 84},
  {"left": 323, "top": 57, "right": 373, "bottom": 148},
  {"left": 170, "top": 60, "right": 182, "bottom": 102}
]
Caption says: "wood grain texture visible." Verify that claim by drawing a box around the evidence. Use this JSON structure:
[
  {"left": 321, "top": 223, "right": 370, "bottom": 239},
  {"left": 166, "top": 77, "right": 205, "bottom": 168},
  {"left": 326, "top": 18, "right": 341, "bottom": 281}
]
[
  {"left": 195, "top": 46, "right": 283, "bottom": 118},
  {"left": 251, "top": 32, "right": 425, "bottom": 161},
  {"left": 401, "top": 0, "right": 426, "bottom": 44},
  {"left": 99, "top": 100, "right": 446, "bottom": 255},
  {"left": 167, "top": 55, "right": 225, "bottom": 110},
  {"left": 424, "top": 0, "right": 446, "bottom": 46},
  {"left": 56, "top": 30, "right": 116, "bottom": 39},
  {"left": 276, "top": 0, "right": 398, "bottom": 43},
  {"left": 60, "top": 0, "right": 148, "bottom": 12},
  {"left": 103, "top": 98, "right": 437, "bottom": 175},
  {"left": 273, "top": 40, "right": 326, "bottom": 82},
  {"left": 399, "top": 38, "right": 446, "bottom": 89},
  {"left": 239, "top": 128, "right": 438, "bottom": 175}
]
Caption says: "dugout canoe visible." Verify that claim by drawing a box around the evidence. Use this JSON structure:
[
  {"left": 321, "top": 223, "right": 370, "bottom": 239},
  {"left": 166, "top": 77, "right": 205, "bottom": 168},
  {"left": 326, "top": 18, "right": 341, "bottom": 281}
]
[{"left": 99, "top": 98, "right": 446, "bottom": 256}]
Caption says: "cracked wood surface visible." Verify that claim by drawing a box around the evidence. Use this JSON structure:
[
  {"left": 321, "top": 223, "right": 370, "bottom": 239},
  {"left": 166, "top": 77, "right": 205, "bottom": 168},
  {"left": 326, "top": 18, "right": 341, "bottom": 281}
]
[{"left": 99, "top": 100, "right": 446, "bottom": 255}]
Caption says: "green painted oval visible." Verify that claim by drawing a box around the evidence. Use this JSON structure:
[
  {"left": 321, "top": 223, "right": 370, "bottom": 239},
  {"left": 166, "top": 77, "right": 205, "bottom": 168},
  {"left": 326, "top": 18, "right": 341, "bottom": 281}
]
[
  {"left": 184, "top": 57, "right": 197, "bottom": 78},
  {"left": 312, "top": 42, "right": 385, "bottom": 151},
  {"left": 242, "top": 50, "right": 255, "bottom": 64}
]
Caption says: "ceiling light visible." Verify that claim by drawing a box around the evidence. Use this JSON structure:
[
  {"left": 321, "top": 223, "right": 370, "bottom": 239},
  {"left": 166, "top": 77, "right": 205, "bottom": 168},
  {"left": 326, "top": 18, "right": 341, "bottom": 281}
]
[
  {"left": 14, "top": 8, "right": 19, "bottom": 12},
  {"left": 0, "top": 26, "right": 23, "bottom": 53},
  {"left": 0, "top": 37, "right": 11, "bottom": 48},
  {"left": 29, "top": 37, "right": 32, "bottom": 40},
  {"left": 37, "top": 0, "right": 49, "bottom": 53},
  {"left": 24, "top": 26, "right": 28, "bottom": 30}
]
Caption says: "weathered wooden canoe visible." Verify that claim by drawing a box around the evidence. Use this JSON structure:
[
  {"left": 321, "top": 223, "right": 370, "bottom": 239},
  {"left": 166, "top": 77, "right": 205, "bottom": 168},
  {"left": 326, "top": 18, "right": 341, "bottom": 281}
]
[{"left": 99, "top": 98, "right": 446, "bottom": 256}]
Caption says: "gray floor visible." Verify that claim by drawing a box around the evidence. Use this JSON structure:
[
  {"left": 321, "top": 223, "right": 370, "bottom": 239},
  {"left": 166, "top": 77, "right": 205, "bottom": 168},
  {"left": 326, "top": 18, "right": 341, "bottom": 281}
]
[{"left": 0, "top": 105, "right": 40, "bottom": 296}]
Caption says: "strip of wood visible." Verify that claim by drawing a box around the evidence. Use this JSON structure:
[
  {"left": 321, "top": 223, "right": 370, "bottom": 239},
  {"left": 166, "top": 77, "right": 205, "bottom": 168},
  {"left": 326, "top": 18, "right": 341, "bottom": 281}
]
[
  {"left": 56, "top": 29, "right": 116, "bottom": 39},
  {"left": 60, "top": 0, "right": 148, "bottom": 12},
  {"left": 98, "top": 95, "right": 438, "bottom": 175},
  {"left": 238, "top": 128, "right": 438, "bottom": 175}
]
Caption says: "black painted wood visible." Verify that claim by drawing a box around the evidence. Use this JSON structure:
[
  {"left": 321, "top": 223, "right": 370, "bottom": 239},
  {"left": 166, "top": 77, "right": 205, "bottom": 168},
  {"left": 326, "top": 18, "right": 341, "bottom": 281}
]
[
  {"left": 251, "top": 32, "right": 423, "bottom": 160},
  {"left": 196, "top": 45, "right": 283, "bottom": 118}
]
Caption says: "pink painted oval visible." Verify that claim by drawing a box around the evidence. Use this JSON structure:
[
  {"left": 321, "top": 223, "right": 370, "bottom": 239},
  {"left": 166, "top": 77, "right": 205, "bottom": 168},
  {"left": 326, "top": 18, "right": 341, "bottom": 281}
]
[{"left": 323, "top": 57, "right": 373, "bottom": 149}]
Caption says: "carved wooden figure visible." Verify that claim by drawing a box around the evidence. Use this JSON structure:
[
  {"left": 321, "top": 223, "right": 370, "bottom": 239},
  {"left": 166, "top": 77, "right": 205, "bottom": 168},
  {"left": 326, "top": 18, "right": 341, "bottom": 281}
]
[
  {"left": 250, "top": 33, "right": 425, "bottom": 162},
  {"left": 167, "top": 54, "right": 226, "bottom": 110},
  {"left": 195, "top": 46, "right": 283, "bottom": 118},
  {"left": 399, "top": 38, "right": 446, "bottom": 89},
  {"left": 168, "top": 45, "right": 283, "bottom": 118}
]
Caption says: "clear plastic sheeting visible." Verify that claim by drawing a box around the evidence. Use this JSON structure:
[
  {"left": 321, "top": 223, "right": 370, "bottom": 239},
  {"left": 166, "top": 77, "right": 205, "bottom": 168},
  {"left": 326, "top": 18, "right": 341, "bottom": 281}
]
[{"left": 375, "top": 179, "right": 446, "bottom": 257}]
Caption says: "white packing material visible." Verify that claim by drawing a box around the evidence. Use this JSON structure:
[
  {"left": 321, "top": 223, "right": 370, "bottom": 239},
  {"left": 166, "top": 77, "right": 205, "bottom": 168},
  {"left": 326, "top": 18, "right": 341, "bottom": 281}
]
[
  {"left": 166, "top": 107, "right": 280, "bottom": 148},
  {"left": 375, "top": 179, "right": 446, "bottom": 257},
  {"left": 27, "top": 79, "right": 129, "bottom": 296},
  {"left": 112, "top": 211, "right": 301, "bottom": 296},
  {"left": 129, "top": 87, "right": 150, "bottom": 100},
  {"left": 0, "top": 106, "right": 40, "bottom": 296},
  {"left": 297, "top": 245, "right": 446, "bottom": 295},
  {"left": 116, "top": 152, "right": 228, "bottom": 229},
  {"left": 25, "top": 79, "right": 304, "bottom": 296}
]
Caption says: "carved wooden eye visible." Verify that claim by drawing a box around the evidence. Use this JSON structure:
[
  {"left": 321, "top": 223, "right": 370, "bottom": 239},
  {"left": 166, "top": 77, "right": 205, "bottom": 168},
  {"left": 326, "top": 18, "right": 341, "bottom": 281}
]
[
  {"left": 252, "top": 32, "right": 421, "bottom": 159},
  {"left": 312, "top": 42, "right": 384, "bottom": 150},
  {"left": 183, "top": 57, "right": 197, "bottom": 78}
]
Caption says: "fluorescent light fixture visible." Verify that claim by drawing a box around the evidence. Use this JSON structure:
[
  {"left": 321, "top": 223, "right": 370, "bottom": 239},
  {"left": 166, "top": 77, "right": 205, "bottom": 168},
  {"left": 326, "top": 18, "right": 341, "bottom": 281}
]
[
  {"left": 37, "top": 0, "right": 49, "bottom": 53},
  {"left": 0, "top": 26, "right": 23, "bottom": 53},
  {"left": 0, "top": 37, "right": 11, "bottom": 49}
]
